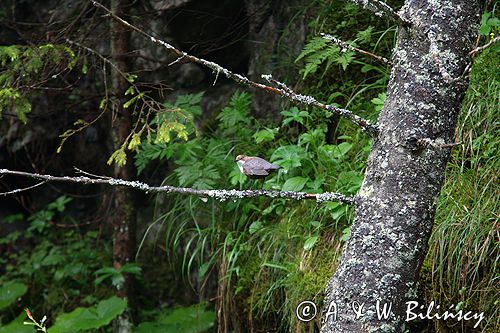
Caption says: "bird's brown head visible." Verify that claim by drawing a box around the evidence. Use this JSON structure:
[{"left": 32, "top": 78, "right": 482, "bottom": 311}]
[{"left": 235, "top": 154, "right": 249, "bottom": 162}]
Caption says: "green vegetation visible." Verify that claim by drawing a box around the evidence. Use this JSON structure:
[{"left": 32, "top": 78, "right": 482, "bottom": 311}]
[
  {"left": 425, "top": 47, "right": 499, "bottom": 333},
  {"left": 0, "top": 1, "right": 497, "bottom": 333}
]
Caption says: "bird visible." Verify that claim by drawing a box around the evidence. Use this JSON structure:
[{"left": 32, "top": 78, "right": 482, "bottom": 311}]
[{"left": 235, "top": 155, "right": 281, "bottom": 179}]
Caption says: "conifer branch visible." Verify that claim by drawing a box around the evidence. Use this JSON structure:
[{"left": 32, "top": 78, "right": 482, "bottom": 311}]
[{"left": 0, "top": 168, "right": 356, "bottom": 204}]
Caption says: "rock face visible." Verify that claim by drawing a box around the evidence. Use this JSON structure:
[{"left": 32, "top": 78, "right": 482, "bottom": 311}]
[
  {"left": 321, "top": 1, "right": 486, "bottom": 332},
  {"left": 245, "top": 0, "right": 308, "bottom": 119}
]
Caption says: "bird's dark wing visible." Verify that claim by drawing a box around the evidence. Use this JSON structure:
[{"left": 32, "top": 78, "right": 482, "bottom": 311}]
[
  {"left": 246, "top": 157, "right": 280, "bottom": 170},
  {"left": 242, "top": 164, "right": 269, "bottom": 176}
]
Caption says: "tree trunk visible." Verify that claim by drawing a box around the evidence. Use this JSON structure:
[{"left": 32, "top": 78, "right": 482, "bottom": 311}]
[
  {"left": 321, "top": 1, "right": 485, "bottom": 332},
  {"left": 109, "top": 1, "right": 136, "bottom": 332}
]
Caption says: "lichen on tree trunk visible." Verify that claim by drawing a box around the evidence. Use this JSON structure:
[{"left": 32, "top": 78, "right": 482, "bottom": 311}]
[{"left": 321, "top": 1, "right": 486, "bottom": 332}]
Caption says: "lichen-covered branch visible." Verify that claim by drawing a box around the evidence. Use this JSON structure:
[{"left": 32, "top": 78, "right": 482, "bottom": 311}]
[
  {"left": 261, "top": 75, "right": 379, "bottom": 136},
  {"left": 0, "top": 168, "right": 356, "bottom": 204},
  {"left": 350, "top": 0, "right": 410, "bottom": 26},
  {"left": 321, "top": 33, "right": 390, "bottom": 64},
  {"left": 89, "top": 1, "right": 376, "bottom": 136}
]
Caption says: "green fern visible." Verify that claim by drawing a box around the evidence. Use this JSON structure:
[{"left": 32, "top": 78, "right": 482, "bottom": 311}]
[
  {"left": 296, "top": 35, "right": 358, "bottom": 78},
  {"left": 295, "top": 36, "right": 328, "bottom": 62},
  {"left": 216, "top": 91, "right": 251, "bottom": 130}
]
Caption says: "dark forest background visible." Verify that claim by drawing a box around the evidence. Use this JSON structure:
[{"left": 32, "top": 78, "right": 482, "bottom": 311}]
[{"left": 0, "top": 1, "right": 498, "bottom": 332}]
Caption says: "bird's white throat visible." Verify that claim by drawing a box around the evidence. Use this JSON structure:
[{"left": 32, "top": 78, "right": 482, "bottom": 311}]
[{"left": 236, "top": 160, "right": 245, "bottom": 173}]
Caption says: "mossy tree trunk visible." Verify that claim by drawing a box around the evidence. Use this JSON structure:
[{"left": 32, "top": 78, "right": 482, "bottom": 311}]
[
  {"left": 321, "top": 1, "right": 486, "bottom": 332},
  {"left": 109, "top": 0, "right": 136, "bottom": 332}
]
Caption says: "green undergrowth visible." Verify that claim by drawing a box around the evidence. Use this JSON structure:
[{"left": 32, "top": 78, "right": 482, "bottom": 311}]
[
  {"left": 136, "top": 87, "right": 370, "bottom": 331},
  {"left": 424, "top": 48, "right": 499, "bottom": 332}
]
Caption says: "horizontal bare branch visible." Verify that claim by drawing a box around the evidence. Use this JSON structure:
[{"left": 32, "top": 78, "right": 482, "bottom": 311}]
[
  {"left": 89, "top": 1, "right": 376, "bottom": 136},
  {"left": 350, "top": 0, "right": 410, "bottom": 26},
  {"left": 0, "top": 168, "right": 356, "bottom": 204}
]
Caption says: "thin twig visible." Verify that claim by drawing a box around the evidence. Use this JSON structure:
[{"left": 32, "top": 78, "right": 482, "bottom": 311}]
[
  {"left": 0, "top": 181, "right": 48, "bottom": 196},
  {"left": 321, "top": 33, "right": 390, "bottom": 64},
  {"left": 74, "top": 167, "right": 112, "bottom": 179},
  {"left": 89, "top": 0, "right": 376, "bottom": 136},
  {"left": 0, "top": 168, "right": 356, "bottom": 204},
  {"left": 262, "top": 75, "right": 379, "bottom": 136},
  {"left": 349, "top": 0, "right": 410, "bottom": 26},
  {"left": 469, "top": 36, "right": 499, "bottom": 57}
]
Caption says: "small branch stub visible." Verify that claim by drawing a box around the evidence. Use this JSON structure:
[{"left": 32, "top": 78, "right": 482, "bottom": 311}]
[{"left": 406, "top": 137, "right": 462, "bottom": 150}]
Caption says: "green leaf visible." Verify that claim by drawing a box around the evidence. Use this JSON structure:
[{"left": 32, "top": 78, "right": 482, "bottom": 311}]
[
  {"left": 303, "top": 236, "right": 319, "bottom": 251},
  {"left": 3, "top": 213, "right": 24, "bottom": 224},
  {"left": 299, "top": 127, "right": 325, "bottom": 146},
  {"left": 295, "top": 36, "right": 328, "bottom": 62},
  {"left": 134, "top": 303, "right": 214, "bottom": 333},
  {"left": 282, "top": 177, "right": 309, "bottom": 192},
  {"left": 123, "top": 93, "right": 143, "bottom": 109},
  {"left": 0, "top": 281, "right": 28, "bottom": 310},
  {"left": 216, "top": 91, "right": 251, "bottom": 130},
  {"left": 280, "top": 107, "right": 310, "bottom": 126},
  {"left": 249, "top": 221, "right": 263, "bottom": 234},
  {"left": 271, "top": 145, "right": 307, "bottom": 170},
  {"left": 95, "top": 297, "right": 127, "bottom": 320},
  {"left": 48, "top": 296, "right": 127, "bottom": 333},
  {"left": 371, "top": 92, "right": 386, "bottom": 112},
  {"left": 253, "top": 128, "right": 275, "bottom": 144},
  {"left": 121, "top": 263, "right": 142, "bottom": 275},
  {"left": 47, "top": 196, "right": 72, "bottom": 212},
  {"left": 198, "top": 262, "right": 210, "bottom": 279},
  {"left": 479, "top": 12, "right": 492, "bottom": 35},
  {"left": 322, "top": 142, "right": 353, "bottom": 159},
  {"left": 0, "top": 312, "right": 34, "bottom": 333},
  {"left": 261, "top": 262, "right": 290, "bottom": 272},
  {"left": 326, "top": 202, "right": 347, "bottom": 221},
  {"left": 338, "top": 171, "right": 364, "bottom": 193},
  {"left": 342, "top": 227, "right": 351, "bottom": 241}
]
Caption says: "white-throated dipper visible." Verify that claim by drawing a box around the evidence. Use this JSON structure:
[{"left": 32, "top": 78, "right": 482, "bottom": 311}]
[{"left": 235, "top": 155, "right": 281, "bottom": 179}]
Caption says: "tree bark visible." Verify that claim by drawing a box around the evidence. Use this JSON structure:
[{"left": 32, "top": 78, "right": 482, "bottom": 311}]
[
  {"left": 109, "top": 0, "right": 136, "bottom": 332},
  {"left": 321, "top": 1, "right": 485, "bottom": 332}
]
